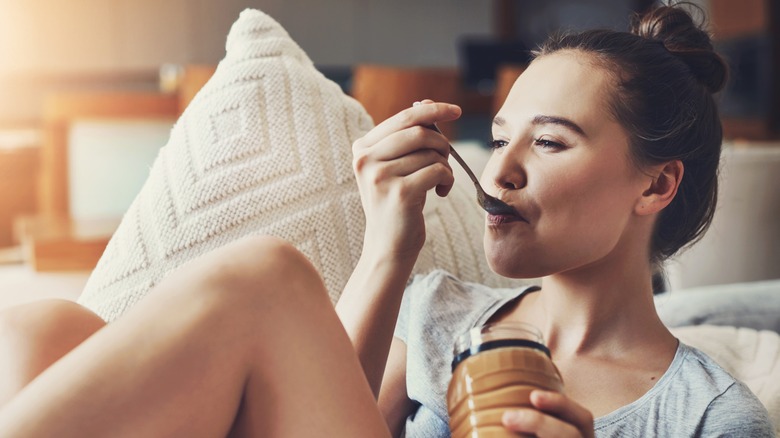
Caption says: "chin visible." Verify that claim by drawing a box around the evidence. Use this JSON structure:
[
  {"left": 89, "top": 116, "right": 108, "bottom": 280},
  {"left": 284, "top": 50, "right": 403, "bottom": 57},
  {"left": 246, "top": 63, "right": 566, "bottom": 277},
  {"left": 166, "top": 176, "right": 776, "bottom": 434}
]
[{"left": 485, "top": 244, "right": 551, "bottom": 279}]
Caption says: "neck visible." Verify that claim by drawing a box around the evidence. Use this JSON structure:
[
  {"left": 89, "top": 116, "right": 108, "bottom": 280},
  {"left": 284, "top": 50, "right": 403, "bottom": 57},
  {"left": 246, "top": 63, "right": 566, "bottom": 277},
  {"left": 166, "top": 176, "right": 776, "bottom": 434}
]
[{"left": 526, "top": 237, "right": 672, "bottom": 359}]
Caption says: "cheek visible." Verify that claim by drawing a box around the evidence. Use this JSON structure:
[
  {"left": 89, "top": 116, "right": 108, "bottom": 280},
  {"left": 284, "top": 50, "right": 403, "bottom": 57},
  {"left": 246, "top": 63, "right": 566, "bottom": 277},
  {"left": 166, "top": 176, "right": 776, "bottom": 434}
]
[
  {"left": 540, "top": 158, "right": 637, "bottom": 217},
  {"left": 534, "top": 161, "right": 640, "bottom": 247},
  {"left": 543, "top": 176, "right": 616, "bottom": 220}
]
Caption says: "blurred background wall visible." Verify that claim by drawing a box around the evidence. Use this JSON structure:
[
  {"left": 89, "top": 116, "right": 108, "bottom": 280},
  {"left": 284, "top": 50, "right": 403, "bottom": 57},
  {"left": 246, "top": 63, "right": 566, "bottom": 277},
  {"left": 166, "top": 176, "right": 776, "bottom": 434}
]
[
  {"left": 2, "top": 0, "right": 773, "bottom": 129},
  {"left": 0, "top": 0, "right": 777, "bottom": 289},
  {"left": 0, "top": 0, "right": 494, "bottom": 125},
  {"left": 0, "top": 0, "right": 686, "bottom": 125}
]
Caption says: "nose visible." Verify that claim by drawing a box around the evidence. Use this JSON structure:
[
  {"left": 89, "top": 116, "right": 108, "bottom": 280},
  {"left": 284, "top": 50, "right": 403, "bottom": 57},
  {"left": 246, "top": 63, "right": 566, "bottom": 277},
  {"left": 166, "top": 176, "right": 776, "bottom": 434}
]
[{"left": 488, "top": 146, "right": 527, "bottom": 193}]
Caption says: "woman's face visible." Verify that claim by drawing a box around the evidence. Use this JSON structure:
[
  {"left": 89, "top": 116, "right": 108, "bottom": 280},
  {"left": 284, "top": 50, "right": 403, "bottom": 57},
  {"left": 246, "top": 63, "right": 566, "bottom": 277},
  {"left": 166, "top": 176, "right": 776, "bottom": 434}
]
[{"left": 482, "top": 50, "right": 649, "bottom": 279}]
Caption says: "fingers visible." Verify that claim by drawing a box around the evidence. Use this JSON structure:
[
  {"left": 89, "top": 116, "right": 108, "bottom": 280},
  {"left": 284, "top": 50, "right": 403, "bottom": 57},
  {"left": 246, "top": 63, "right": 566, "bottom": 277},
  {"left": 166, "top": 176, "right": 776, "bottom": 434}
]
[
  {"left": 356, "top": 126, "right": 451, "bottom": 163},
  {"left": 404, "top": 159, "right": 454, "bottom": 199},
  {"left": 501, "top": 391, "right": 595, "bottom": 438},
  {"left": 531, "top": 390, "right": 594, "bottom": 435},
  {"left": 357, "top": 147, "right": 454, "bottom": 199},
  {"left": 356, "top": 101, "right": 461, "bottom": 149},
  {"left": 502, "top": 408, "right": 581, "bottom": 438},
  {"left": 377, "top": 149, "right": 451, "bottom": 179}
]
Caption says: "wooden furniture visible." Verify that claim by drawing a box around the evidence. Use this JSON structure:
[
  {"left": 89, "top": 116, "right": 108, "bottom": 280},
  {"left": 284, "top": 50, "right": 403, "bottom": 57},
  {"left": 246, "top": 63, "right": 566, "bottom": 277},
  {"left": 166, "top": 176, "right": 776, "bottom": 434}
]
[
  {"left": 23, "top": 91, "right": 178, "bottom": 271},
  {"left": 351, "top": 65, "right": 462, "bottom": 138},
  {"left": 16, "top": 215, "right": 120, "bottom": 272},
  {"left": 0, "top": 132, "right": 39, "bottom": 248},
  {"left": 38, "top": 91, "right": 178, "bottom": 218},
  {"left": 177, "top": 65, "right": 217, "bottom": 114},
  {"left": 23, "top": 63, "right": 223, "bottom": 272},
  {"left": 492, "top": 64, "right": 527, "bottom": 116},
  {"left": 710, "top": 0, "right": 779, "bottom": 141}
]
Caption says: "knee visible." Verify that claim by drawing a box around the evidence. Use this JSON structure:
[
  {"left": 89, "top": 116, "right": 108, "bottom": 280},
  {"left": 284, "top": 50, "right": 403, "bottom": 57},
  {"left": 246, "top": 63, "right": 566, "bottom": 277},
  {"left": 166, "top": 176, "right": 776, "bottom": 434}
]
[
  {"left": 231, "top": 235, "right": 312, "bottom": 270},
  {"left": 216, "top": 235, "right": 320, "bottom": 281},
  {"left": 188, "top": 236, "right": 328, "bottom": 307}
]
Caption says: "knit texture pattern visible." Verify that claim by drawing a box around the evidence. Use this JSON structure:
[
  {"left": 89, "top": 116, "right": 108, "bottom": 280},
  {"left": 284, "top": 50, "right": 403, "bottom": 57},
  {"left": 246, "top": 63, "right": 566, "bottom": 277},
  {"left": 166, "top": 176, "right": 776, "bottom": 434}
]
[{"left": 77, "top": 9, "right": 522, "bottom": 322}]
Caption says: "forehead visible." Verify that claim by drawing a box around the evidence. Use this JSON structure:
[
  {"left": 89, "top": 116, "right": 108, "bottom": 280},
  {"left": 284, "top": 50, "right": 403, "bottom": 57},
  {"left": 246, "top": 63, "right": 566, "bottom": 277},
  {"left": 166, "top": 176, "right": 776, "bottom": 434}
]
[{"left": 499, "top": 50, "right": 615, "bottom": 131}]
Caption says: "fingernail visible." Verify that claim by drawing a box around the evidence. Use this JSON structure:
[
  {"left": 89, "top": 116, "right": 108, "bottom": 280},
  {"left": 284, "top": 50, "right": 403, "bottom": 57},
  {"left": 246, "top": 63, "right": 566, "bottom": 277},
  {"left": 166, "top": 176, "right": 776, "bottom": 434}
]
[
  {"left": 531, "top": 390, "right": 550, "bottom": 402},
  {"left": 502, "top": 410, "right": 524, "bottom": 424},
  {"left": 412, "top": 101, "right": 421, "bottom": 107}
]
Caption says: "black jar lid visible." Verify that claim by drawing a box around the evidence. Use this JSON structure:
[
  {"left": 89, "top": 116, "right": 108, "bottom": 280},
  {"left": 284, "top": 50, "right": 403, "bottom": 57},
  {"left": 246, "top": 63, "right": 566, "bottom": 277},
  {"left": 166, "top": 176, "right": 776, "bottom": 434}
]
[{"left": 451, "top": 338, "right": 551, "bottom": 372}]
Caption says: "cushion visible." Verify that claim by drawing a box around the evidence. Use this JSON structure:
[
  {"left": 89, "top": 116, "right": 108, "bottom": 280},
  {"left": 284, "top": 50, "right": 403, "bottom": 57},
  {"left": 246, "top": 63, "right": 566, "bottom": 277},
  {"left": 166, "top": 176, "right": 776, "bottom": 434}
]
[
  {"left": 655, "top": 279, "right": 780, "bottom": 333},
  {"left": 671, "top": 325, "right": 780, "bottom": 432},
  {"left": 77, "top": 9, "right": 525, "bottom": 322}
]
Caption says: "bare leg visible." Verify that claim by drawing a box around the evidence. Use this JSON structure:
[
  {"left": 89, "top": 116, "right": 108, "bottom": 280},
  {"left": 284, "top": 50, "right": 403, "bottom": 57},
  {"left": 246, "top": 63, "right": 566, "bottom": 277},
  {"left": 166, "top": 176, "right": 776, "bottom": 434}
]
[
  {"left": 0, "top": 300, "right": 106, "bottom": 407},
  {"left": 0, "top": 236, "right": 391, "bottom": 438}
]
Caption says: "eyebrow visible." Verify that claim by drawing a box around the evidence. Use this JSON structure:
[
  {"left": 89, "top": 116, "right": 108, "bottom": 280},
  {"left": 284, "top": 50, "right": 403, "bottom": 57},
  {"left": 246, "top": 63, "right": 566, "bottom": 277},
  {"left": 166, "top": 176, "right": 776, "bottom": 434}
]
[{"left": 493, "top": 115, "right": 587, "bottom": 138}]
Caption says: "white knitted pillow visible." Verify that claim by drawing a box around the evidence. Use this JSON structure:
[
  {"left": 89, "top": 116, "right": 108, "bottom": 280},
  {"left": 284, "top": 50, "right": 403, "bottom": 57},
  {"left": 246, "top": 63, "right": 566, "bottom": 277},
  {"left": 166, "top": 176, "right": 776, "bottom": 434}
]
[{"left": 77, "top": 9, "right": 524, "bottom": 322}]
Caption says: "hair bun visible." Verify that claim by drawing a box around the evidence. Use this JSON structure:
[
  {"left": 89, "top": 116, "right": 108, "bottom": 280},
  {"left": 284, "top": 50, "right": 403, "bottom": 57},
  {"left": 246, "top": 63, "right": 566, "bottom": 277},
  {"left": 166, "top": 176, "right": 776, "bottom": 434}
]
[{"left": 632, "top": 4, "right": 728, "bottom": 93}]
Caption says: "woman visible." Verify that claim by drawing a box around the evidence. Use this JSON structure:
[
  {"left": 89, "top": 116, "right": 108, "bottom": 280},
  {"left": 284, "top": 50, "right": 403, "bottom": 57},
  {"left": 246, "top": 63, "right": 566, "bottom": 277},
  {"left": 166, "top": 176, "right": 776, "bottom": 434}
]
[
  {"left": 0, "top": 4, "right": 774, "bottom": 437},
  {"left": 349, "top": 5, "right": 771, "bottom": 436}
]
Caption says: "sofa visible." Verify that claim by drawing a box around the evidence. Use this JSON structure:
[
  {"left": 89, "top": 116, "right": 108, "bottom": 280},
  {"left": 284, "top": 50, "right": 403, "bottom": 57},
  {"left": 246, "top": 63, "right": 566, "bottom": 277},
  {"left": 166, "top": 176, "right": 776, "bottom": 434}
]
[{"left": 75, "top": 9, "right": 779, "bottom": 432}]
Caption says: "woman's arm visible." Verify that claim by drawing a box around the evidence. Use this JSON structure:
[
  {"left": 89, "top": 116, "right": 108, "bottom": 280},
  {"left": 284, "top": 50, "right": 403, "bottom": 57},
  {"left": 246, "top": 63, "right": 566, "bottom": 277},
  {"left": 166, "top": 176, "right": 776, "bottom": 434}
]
[
  {"left": 337, "top": 253, "right": 416, "bottom": 396},
  {"left": 335, "top": 101, "right": 461, "bottom": 396},
  {"left": 379, "top": 338, "right": 415, "bottom": 437}
]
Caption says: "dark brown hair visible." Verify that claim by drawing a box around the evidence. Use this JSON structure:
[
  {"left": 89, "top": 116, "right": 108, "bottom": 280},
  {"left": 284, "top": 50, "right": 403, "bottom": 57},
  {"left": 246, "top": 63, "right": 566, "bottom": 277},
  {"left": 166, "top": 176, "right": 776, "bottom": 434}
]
[{"left": 534, "top": 3, "right": 729, "bottom": 264}]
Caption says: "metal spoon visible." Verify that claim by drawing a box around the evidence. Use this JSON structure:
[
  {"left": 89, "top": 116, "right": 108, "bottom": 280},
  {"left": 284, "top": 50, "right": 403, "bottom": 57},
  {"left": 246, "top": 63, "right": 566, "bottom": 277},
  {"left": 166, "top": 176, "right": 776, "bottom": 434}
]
[{"left": 424, "top": 122, "right": 517, "bottom": 216}]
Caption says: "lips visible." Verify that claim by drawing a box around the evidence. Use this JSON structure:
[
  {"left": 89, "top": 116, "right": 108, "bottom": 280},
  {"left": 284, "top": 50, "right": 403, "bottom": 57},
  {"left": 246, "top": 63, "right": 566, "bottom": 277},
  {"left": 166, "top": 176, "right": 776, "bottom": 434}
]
[
  {"left": 486, "top": 213, "right": 522, "bottom": 225},
  {"left": 485, "top": 198, "right": 528, "bottom": 225}
]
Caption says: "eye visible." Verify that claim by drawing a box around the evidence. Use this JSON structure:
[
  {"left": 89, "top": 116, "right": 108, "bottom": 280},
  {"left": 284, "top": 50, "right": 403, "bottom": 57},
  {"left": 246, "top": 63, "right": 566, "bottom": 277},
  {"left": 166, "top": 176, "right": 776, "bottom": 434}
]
[
  {"left": 488, "top": 139, "right": 508, "bottom": 149},
  {"left": 533, "top": 137, "right": 566, "bottom": 150}
]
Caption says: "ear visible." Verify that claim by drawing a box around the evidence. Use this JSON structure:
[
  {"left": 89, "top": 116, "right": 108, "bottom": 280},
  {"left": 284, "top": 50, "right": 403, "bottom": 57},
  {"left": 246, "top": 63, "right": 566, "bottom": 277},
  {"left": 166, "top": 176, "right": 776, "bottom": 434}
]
[{"left": 635, "top": 160, "right": 684, "bottom": 216}]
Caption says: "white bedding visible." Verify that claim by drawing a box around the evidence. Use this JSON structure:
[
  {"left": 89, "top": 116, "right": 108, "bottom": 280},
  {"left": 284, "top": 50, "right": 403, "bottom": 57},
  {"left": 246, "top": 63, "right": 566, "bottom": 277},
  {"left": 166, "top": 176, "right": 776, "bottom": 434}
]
[{"left": 671, "top": 325, "right": 780, "bottom": 432}]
